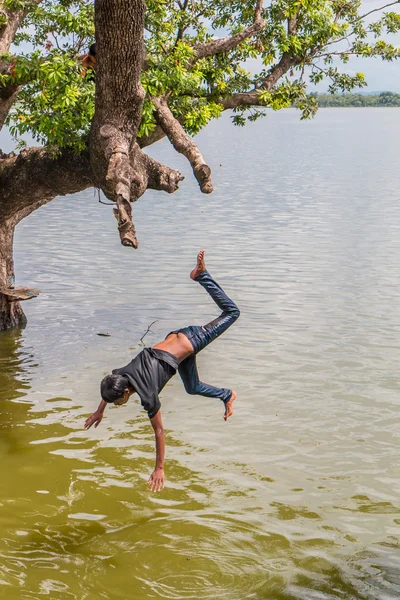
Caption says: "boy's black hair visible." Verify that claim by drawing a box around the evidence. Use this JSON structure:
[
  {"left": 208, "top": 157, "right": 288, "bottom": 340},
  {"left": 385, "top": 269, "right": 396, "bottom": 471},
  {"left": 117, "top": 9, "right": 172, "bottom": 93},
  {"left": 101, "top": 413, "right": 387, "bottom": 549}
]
[
  {"left": 89, "top": 42, "right": 96, "bottom": 57},
  {"left": 101, "top": 373, "right": 129, "bottom": 403}
]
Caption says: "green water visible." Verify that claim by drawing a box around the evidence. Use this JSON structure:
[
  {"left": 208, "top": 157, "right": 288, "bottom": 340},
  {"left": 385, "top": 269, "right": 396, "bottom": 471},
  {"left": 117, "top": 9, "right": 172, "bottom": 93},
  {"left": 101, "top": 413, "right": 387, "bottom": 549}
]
[{"left": 1, "top": 109, "right": 400, "bottom": 598}]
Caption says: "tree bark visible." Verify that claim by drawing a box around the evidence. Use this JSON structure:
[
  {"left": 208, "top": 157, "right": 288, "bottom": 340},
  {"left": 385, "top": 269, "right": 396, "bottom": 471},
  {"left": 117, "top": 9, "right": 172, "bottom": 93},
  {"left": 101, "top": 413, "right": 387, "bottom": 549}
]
[
  {"left": 219, "top": 54, "right": 299, "bottom": 109},
  {"left": 0, "top": 81, "right": 20, "bottom": 131},
  {"left": 191, "top": 0, "right": 264, "bottom": 65},
  {"left": 0, "top": 0, "right": 41, "bottom": 55},
  {"left": 0, "top": 146, "right": 93, "bottom": 222},
  {"left": 89, "top": 0, "right": 146, "bottom": 248},
  {"left": 0, "top": 0, "right": 44, "bottom": 128},
  {"left": 153, "top": 96, "right": 213, "bottom": 193},
  {"left": 0, "top": 219, "right": 26, "bottom": 330},
  {"left": 89, "top": 0, "right": 183, "bottom": 248}
]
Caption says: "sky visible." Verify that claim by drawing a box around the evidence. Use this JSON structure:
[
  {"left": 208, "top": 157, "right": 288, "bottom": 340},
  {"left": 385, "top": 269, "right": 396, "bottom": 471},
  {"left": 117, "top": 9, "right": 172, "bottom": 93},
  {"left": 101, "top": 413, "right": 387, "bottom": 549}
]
[{"left": 339, "top": 0, "right": 400, "bottom": 91}]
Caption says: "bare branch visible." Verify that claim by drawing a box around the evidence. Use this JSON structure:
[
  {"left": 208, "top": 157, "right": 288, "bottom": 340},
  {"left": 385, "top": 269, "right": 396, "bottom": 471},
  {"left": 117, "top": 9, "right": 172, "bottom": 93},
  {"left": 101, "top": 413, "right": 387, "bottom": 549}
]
[
  {"left": 152, "top": 96, "right": 213, "bottom": 193},
  {"left": 89, "top": 0, "right": 146, "bottom": 247},
  {"left": 89, "top": 1, "right": 186, "bottom": 249},
  {"left": 358, "top": 1, "right": 400, "bottom": 21},
  {"left": 191, "top": 0, "right": 265, "bottom": 64},
  {"left": 140, "top": 319, "right": 158, "bottom": 343}
]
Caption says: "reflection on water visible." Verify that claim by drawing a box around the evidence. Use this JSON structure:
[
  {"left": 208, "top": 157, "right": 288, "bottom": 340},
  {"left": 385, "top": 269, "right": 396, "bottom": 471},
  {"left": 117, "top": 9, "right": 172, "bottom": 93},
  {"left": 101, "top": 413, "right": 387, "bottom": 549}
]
[{"left": 0, "top": 109, "right": 400, "bottom": 598}]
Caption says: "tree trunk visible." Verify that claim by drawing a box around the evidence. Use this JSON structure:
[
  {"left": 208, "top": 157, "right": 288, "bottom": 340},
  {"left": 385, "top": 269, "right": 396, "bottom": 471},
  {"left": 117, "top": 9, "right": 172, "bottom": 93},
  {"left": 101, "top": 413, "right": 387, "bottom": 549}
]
[
  {"left": 0, "top": 146, "right": 94, "bottom": 331},
  {"left": 90, "top": 0, "right": 146, "bottom": 188},
  {"left": 0, "top": 219, "right": 26, "bottom": 330},
  {"left": 89, "top": 0, "right": 146, "bottom": 247}
]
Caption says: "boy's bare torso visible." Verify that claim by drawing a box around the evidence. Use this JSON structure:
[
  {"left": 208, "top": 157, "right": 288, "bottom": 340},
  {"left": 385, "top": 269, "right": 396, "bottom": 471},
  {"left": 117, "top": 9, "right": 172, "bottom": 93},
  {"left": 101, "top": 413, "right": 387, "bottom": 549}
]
[{"left": 153, "top": 332, "right": 194, "bottom": 363}]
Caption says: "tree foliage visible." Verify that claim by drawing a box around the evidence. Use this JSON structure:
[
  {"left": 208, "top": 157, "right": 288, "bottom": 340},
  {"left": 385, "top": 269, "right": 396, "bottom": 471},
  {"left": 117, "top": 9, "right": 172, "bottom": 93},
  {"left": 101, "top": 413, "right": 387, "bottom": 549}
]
[{"left": 3, "top": 0, "right": 400, "bottom": 151}]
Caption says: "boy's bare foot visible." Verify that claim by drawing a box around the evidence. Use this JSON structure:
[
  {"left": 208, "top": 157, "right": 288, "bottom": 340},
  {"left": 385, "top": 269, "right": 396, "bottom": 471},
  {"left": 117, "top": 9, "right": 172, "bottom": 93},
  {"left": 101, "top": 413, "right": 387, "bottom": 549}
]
[
  {"left": 224, "top": 391, "right": 236, "bottom": 421},
  {"left": 190, "top": 249, "right": 206, "bottom": 280}
]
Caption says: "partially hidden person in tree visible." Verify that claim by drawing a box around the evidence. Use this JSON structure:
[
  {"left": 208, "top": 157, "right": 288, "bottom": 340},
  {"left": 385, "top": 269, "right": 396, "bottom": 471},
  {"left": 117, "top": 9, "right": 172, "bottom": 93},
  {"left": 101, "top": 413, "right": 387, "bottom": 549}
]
[
  {"left": 84, "top": 250, "right": 240, "bottom": 492},
  {"left": 80, "top": 42, "right": 96, "bottom": 78},
  {"left": 9, "top": 42, "right": 97, "bottom": 80}
]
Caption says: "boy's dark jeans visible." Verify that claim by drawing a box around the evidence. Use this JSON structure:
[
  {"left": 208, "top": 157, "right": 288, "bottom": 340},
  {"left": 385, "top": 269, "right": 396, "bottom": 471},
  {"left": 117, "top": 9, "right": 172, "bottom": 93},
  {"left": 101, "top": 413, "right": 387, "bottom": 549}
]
[{"left": 171, "top": 270, "right": 240, "bottom": 404}]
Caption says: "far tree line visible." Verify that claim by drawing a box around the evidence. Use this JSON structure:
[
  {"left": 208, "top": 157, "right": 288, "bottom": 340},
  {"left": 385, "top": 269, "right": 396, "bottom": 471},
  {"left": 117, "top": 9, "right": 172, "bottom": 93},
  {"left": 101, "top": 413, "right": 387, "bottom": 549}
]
[{"left": 312, "top": 91, "right": 400, "bottom": 107}]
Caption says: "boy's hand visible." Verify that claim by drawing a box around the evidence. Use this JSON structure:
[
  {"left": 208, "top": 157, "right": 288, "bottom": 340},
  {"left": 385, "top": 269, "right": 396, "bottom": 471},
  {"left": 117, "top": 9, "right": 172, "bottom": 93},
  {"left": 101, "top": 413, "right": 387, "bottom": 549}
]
[
  {"left": 84, "top": 411, "right": 103, "bottom": 429},
  {"left": 147, "top": 468, "right": 164, "bottom": 492}
]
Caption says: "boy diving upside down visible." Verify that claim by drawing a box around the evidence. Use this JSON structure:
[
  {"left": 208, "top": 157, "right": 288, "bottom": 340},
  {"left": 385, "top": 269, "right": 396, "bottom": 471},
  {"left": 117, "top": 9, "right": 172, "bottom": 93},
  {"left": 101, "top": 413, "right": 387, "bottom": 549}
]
[{"left": 84, "top": 251, "right": 240, "bottom": 492}]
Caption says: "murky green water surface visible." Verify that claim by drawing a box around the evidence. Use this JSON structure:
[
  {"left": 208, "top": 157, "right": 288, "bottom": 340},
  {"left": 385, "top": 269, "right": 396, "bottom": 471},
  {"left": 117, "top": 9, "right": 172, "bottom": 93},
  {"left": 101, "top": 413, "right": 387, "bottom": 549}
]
[{"left": 1, "top": 109, "right": 400, "bottom": 599}]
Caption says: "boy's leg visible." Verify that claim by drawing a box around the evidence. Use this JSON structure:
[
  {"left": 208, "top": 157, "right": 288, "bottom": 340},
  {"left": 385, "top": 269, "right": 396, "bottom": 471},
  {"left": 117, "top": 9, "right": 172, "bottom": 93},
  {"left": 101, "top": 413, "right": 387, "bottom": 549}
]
[
  {"left": 178, "top": 354, "right": 232, "bottom": 403},
  {"left": 176, "top": 251, "right": 238, "bottom": 420},
  {"left": 178, "top": 353, "right": 236, "bottom": 420},
  {"left": 190, "top": 250, "right": 240, "bottom": 350},
  {"left": 196, "top": 269, "right": 240, "bottom": 339}
]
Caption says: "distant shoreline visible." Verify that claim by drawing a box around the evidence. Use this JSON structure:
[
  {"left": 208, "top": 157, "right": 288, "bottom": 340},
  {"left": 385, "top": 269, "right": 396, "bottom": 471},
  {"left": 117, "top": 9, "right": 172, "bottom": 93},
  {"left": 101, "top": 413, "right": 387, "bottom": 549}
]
[{"left": 313, "top": 92, "right": 400, "bottom": 108}]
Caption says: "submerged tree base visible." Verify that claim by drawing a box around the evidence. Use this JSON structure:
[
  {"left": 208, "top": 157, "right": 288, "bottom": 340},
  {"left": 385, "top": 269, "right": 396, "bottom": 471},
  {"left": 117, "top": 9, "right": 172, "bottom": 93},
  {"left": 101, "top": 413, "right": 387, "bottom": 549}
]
[{"left": 0, "top": 296, "right": 27, "bottom": 331}]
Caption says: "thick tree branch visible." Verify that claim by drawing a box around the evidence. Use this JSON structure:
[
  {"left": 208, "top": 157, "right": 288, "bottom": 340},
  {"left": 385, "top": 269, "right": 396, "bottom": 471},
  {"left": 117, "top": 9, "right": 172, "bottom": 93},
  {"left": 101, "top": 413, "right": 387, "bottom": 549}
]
[
  {"left": 108, "top": 143, "right": 184, "bottom": 248},
  {"left": 142, "top": 149, "right": 184, "bottom": 193},
  {"left": 0, "top": 0, "right": 42, "bottom": 128},
  {"left": 0, "top": 146, "right": 92, "bottom": 223},
  {"left": 0, "top": 141, "right": 183, "bottom": 254},
  {"left": 152, "top": 96, "right": 213, "bottom": 194},
  {"left": 211, "top": 10, "right": 300, "bottom": 111},
  {"left": 191, "top": 0, "right": 265, "bottom": 64},
  {"left": 0, "top": 81, "right": 20, "bottom": 130},
  {"left": 0, "top": 0, "right": 42, "bottom": 54},
  {"left": 219, "top": 53, "right": 298, "bottom": 110}
]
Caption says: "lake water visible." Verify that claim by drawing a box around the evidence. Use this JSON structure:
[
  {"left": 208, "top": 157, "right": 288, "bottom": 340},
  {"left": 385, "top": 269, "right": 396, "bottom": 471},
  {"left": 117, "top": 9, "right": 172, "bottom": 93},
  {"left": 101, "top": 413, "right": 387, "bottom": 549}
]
[{"left": 1, "top": 108, "right": 400, "bottom": 599}]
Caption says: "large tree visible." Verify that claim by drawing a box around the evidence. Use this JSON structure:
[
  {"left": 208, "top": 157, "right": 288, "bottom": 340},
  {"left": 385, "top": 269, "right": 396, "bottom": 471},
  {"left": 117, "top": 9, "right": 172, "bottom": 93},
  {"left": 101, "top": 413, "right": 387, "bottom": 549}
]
[{"left": 0, "top": 0, "right": 398, "bottom": 330}]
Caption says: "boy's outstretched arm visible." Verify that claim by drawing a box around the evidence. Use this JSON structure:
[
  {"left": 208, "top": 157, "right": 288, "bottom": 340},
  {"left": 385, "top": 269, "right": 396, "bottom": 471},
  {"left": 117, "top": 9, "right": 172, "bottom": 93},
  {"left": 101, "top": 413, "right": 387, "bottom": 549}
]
[
  {"left": 147, "top": 410, "right": 165, "bottom": 492},
  {"left": 84, "top": 399, "right": 107, "bottom": 429}
]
